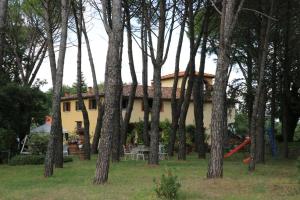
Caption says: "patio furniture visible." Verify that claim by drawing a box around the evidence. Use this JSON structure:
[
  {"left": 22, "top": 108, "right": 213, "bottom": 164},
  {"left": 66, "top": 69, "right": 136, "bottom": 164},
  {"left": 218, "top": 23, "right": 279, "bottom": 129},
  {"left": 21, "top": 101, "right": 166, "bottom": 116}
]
[{"left": 136, "top": 145, "right": 149, "bottom": 160}]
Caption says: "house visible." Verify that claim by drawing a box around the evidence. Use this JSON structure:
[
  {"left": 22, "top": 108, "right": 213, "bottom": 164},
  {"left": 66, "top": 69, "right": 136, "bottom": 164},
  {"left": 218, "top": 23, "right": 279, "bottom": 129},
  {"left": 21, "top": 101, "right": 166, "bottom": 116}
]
[{"left": 60, "top": 72, "right": 235, "bottom": 138}]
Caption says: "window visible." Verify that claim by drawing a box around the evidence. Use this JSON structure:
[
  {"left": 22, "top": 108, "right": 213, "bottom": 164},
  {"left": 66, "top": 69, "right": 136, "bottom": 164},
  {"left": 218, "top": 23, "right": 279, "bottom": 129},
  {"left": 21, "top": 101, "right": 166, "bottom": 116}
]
[
  {"left": 75, "top": 101, "right": 80, "bottom": 111},
  {"left": 122, "top": 99, "right": 129, "bottom": 109},
  {"left": 76, "top": 121, "right": 82, "bottom": 130},
  {"left": 89, "top": 99, "right": 97, "bottom": 109},
  {"left": 141, "top": 99, "right": 164, "bottom": 112},
  {"left": 63, "top": 102, "right": 71, "bottom": 112}
]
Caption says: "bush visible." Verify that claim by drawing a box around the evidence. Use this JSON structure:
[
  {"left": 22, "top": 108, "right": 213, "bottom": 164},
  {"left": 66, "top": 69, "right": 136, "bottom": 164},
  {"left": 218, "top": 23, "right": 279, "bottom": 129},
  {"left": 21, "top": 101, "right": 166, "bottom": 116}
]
[
  {"left": 160, "top": 120, "right": 171, "bottom": 147},
  {"left": 28, "top": 134, "right": 49, "bottom": 155},
  {"left": 9, "top": 155, "right": 73, "bottom": 165},
  {"left": 0, "top": 128, "right": 17, "bottom": 151},
  {"left": 9, "top": 155, "right": 45, "bottom": 165},
  {"left": 153, "top": 169, "right": 181, "bottom": 200}
]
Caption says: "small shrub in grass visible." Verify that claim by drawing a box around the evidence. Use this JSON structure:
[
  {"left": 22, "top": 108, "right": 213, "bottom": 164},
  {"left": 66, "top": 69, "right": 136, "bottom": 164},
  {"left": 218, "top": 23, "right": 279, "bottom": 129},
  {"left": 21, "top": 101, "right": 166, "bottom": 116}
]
[
  {"left": 9, "top": 155, "right": 44, "bottom": 165},
  {"left": 9, "top": 155, "right": 73, "bottom": 165},
  {"left": 153, "top": 169, "right": 181, "bottom": 200}
]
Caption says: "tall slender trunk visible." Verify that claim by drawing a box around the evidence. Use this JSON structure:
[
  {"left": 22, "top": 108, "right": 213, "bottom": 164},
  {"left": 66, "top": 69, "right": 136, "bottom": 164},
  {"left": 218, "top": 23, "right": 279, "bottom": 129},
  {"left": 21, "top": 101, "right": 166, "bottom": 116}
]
[
  {"left": 73, "top": 0, "right": 90, "bottom": 160},
  {"left": 82, "top": 15, "right": 104, "bottom": 155},
  {"left": 0, "top": 0, "right": 8, "bottom": 67},
  {"left": 44, "top": 0, "right": 69, "bottom": 177},
  {"left": 168, "top": 3, "right": 187, "bottom": 157},
  {"left": 249, "top": 0, "right": 273, "bottom": 171},
  {"left": 149, "top": 66, "right": 161, "bottom": 164},
  {"left": 141, "top": 0, "right": 150, "bottom": 146},
  {"left": 255, "top": 89, "right": 266, "bottom": 163},
  {"left": 120, "top": 2, "right": 137, "bottom": 149},
  {"left": 281, "top": 0, "right": 291, "bottom": 158},
  {"left": 94, "top": 0, "right": 123, "bottom": 184},
  {"left": 193, "top": 7, "right": 210, "bottom": 159},
  {"left": 146, "top": 0, "right": 175, "bottom": 164},
  {"left": 177, "top": 0, "right": 196, "bottom": 160},
  {"left": 208, "top": 0, "right": 245, "bottom": 178}
]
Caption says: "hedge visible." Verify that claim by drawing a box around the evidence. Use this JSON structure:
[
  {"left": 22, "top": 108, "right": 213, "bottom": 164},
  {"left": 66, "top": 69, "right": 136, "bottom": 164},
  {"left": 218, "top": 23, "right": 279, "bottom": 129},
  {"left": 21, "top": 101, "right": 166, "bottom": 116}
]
[{"left": 9, "top": 155, "right": 73, "bottom": 166}]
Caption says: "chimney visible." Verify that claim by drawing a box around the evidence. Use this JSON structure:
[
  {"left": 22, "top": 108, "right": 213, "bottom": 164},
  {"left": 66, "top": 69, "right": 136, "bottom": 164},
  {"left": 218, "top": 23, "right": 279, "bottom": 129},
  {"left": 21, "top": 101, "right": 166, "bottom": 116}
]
[
  {"left": 64, "top": 92, "right": 70, "bottom": 97},
  {"left": 88, "top": 86, "right": 93, "bottom": 94}
]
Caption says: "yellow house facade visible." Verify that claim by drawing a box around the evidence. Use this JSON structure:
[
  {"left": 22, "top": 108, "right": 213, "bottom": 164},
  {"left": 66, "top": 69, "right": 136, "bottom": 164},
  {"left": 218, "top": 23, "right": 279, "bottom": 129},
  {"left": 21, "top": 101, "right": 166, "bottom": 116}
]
[{"left": 60, "top": 72, "right": 235, "bottom": 138}]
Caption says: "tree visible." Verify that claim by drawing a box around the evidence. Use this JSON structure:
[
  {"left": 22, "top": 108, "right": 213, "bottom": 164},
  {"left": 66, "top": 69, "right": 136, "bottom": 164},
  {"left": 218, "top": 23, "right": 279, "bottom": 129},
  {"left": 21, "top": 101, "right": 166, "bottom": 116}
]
[
  {"left": 72, "top": 0, "right": 90, "bottom": 160},
  {"left": 82, "top": 15, "right": 105, "bottom": 155},
  {"left": 44, "top": 0, "right": 69, "bottom": 177},
  {"left": 120, "top": 0, "right": 138, "bottom": 151},
  {"left": 193, "top": 5, "right": 211, "bottom": 159},
  {"left": 207, "top": 0, "right": 245, "bottom": 178},
  {"left": 248, "top": 0, "right": 274, "bottom": 171},
  {"left": 0, "top": 0, "right": 8, "bottom": 67},
  {"left": 144, "top": 0, "right": 175, "bottom": 165},
  {"left": 94, "top": 0, "right": 123, "bottom": 184}
]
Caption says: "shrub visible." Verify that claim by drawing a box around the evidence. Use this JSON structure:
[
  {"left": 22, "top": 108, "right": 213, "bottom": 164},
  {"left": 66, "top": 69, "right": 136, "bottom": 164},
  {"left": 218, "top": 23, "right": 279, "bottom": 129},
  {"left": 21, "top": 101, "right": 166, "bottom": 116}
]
[
  {"left": 160, "top": 120, "right": 171, "bottom": 147},
  {"left": 153, "top": 169, "right": 181, "bottom": 200},
  {"left": 9, "top": 155, "right": 73, "bottom": 165},
  {"left": 9, "top": 155, "right": 45, "bottom": 165},
  {"left": 28, "top": 134, "right": 49, "bottom": 155},
  {"left": 0, "top": 128, "right": 17, "bottom": 151}
]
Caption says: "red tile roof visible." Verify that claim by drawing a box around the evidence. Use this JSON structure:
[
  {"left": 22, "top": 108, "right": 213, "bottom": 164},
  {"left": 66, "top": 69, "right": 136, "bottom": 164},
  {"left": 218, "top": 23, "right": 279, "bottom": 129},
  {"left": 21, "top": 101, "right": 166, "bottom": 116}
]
[
  {"left": 160, "top": 71, "right": 215, "bottom": 80},
  {"left": 61, "top": 85, "right": 212, "bottom": 102}
]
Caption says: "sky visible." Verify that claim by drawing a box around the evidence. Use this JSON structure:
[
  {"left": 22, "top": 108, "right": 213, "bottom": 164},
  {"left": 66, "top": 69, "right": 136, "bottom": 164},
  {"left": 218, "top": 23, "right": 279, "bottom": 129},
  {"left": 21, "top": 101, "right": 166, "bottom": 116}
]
[{"left": 36, "top": 8, "right": 240, "bottom": 92}]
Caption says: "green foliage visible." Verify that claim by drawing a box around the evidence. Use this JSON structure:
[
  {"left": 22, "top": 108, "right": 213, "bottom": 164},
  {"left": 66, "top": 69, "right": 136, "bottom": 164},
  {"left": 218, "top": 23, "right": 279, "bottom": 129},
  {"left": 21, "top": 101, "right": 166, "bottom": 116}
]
[
  {"left": 233, "top": 112, "right": 249, "bottom": 135},
  {"left": 153, "top": 169, "right": 181, "bottom": 200},
  {"left": 28, "top": 134, "right": 50, "bottom": 155},
  {"left": 0, "top": 128, "right": 17, "bottom": 152},
  {"left": 8, "top": 155, "right": 45, "bottom": 165},
  {"left": 0, "top": 83, "right": 49, "bottom": 140},
  {"left": 9, "top": 155, "right": 73, "bottom": 165},
  {"left": 160, "top": 120, "right": 171, "bottom": 147}
]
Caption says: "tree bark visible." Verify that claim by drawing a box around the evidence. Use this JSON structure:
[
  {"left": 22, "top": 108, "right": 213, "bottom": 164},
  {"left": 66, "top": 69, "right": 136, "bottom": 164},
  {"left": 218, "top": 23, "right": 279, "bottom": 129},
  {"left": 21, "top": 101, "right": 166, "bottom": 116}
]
[
  {"left": 146, "top": 0, "right": 175, "bottom": 165},
  {"left": 73, "top": 0, "right": 90, "bottom": 160},
  {"left": 249, "top": 0, "right": 273, "bottom": 171},
  {"left": 193, "top": 6, "right": 210, "bottom": 159},
  {"left": 44, "top": 0, "right": 69, "bottom": 177},
  {"left": 208, "top": 0, "right": 245, "bottom": 179},
  {"left": 168, "top": 2, "right": 188, "bottom": 157},
  {"left": 281, "top": 0, "right": 291, "bottom": 158},
  {"left": 0, "top": 0, "right": 7, "bottom": 67},
  {"left": 177, "top": 0, "right": 196, "bottom": 160},
  {"left": 82, "top": 15, "right": 104, "bottom": 155},
  {"left": 120, "top": 2, "right": 137, "bottom": 149},
  {"left": 94, "top": 0, "right": 123, "bottom": 184},
  {"left": 255, "top": 88, "right": 266, "bottom": 163},
  {"left": 141, "top": 0, "right": 150, "bottom": 147},
  {"left": 149, "top": 66, "right": 161, "bottom": 164}
]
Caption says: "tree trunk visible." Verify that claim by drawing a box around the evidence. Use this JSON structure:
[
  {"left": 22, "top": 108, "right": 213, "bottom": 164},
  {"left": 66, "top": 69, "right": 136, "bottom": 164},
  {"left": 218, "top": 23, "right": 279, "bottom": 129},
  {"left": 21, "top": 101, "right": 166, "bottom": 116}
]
[
  {"left": 120, "top": 2, "right": 138, "bottom": 149},
  {"left": 281, "top": 0, "right": 291, "bottom": 158},
  {"left": 73, "top": 0, "right": 90, "bottom": 160},
  {"left": 149, "top": 66, "right": 161, "bottom": 165},
  {"left": 44, "top": 0, "right": 69, "bottom": 177},
  {"left": 208, "top": 0, "right": 245, "bottom": 179},
  {"left": 94, "top": 0, "right": 123, "bottom": 184},
  {"left": 141, "top": 1, "right": 150, "bottom": 146},
  {"left": 193, "top": 7, "right": 210, "bottom": 159},
  {"left": 0, "top": 0, "right": 8, "bottom": 67},
  {"left": 249, "top": 0, "right": 273, "bottom": 171},
  {"left": 82, "top": 15, "right": 104, "bottom": 155},
  {"left": 168, "top": 3, "right": 187, "bottom": 157},
  {"left": 255, "top": 89, "right": 266, "bottom": 163}
]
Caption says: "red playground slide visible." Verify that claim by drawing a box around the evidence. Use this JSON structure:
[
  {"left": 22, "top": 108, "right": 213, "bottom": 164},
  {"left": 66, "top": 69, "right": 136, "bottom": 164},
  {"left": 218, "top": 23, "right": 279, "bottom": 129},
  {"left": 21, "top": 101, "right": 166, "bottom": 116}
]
[{"left": 224, "top": 138, "right": 251, "bottom": 158}]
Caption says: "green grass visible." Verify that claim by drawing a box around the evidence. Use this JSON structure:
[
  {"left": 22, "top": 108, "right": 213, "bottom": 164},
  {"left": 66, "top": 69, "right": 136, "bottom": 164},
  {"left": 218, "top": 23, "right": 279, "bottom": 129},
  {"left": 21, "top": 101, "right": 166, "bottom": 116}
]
[{"left": 0, "top": 153, "right": 299, "bottom": 200}]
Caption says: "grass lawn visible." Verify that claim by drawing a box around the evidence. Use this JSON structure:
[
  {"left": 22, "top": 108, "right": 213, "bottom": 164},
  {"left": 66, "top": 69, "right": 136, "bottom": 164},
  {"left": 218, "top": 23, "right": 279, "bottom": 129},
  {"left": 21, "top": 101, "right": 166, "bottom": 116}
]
[{"left": 0, "top": 153, "right": 299, "bottom": 200}]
